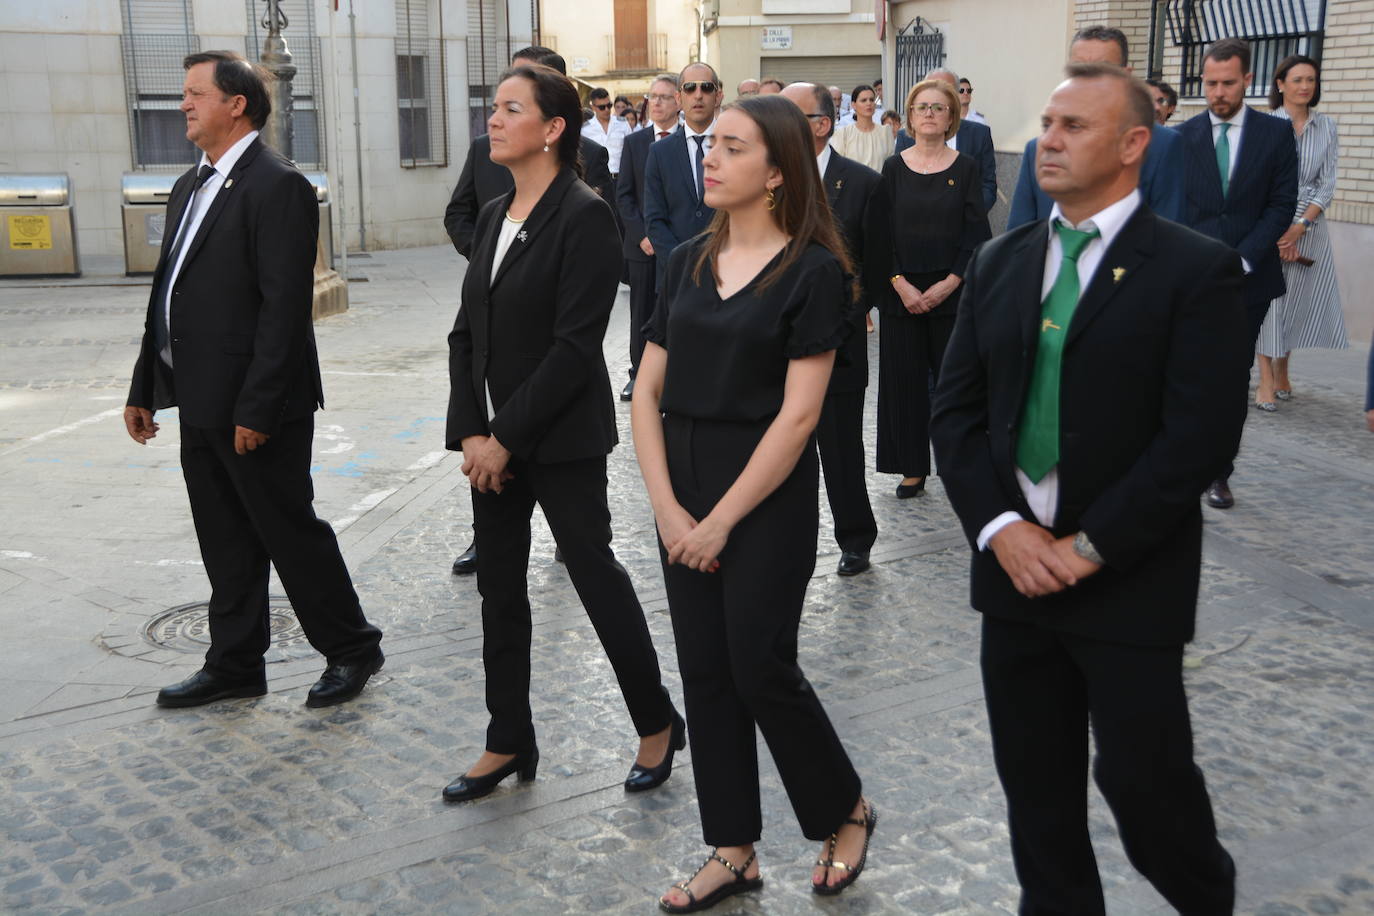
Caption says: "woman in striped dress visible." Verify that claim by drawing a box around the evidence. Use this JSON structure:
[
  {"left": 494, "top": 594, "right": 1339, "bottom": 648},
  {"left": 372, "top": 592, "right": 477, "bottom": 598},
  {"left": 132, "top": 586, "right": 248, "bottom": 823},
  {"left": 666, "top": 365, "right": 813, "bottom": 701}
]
[{"left": 1256, "top": 54, "right": 1348, "bottom": 410}]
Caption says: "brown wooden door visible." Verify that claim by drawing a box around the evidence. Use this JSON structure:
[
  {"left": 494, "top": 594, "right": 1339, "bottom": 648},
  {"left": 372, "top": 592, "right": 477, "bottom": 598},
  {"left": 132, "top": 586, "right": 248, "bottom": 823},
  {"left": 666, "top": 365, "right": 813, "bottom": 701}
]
[{"left": 614, "top": 0, "right": 648, "bottom": 71}]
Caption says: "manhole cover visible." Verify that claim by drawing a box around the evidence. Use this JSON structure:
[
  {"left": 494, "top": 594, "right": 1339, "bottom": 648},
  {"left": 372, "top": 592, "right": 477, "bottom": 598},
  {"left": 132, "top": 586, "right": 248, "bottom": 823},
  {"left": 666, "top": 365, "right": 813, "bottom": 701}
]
[{"left": 141, "top": 597, "right": 309, "bottom": 655}]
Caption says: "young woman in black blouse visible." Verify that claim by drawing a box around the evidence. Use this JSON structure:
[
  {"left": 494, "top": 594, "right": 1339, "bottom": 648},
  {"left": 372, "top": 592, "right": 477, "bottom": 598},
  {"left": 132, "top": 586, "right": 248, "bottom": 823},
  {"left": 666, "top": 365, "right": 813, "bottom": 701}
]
[
  {"left": 632, "top": 95, "right": 876, "bottom": 912},
  {"left": 867, "top": 78, "right": 991, "bottom": 499}
]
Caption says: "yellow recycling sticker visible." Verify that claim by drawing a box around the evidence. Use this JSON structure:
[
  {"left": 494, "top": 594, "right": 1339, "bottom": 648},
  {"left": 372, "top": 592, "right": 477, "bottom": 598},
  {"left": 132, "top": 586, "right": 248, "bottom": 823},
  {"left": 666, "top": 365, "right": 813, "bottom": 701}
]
[{"left": 8, "top": 214, "right": 53, "bottom": 250}]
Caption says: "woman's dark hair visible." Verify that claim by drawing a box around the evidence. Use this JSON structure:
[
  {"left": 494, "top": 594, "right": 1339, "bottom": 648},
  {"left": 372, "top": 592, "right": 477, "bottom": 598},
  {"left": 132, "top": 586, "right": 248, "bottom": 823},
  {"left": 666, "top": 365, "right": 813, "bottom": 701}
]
[
  {"left": 1269, "top": 54, "right": 1321, "bottom": 109},
  {"left": 851, "top": 84, "right": 876, "bottom": 103},
  {"left": 183, "top": 50, "right": 272, "bottom": 130},
  {"left": 692, "top": 95, "right": 855, "bottom": 299},
  {"left": 497, "top": 63, "right": 584, "bottom": 178}
]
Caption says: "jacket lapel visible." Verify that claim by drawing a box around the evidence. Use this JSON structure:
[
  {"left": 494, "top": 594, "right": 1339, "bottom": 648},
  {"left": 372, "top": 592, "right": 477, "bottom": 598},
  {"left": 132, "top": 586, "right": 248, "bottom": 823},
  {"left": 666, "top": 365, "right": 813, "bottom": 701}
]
[
  {"left": 1186, "top": 114, "right": 1227, "bottom": 203},
  {"left": 1014, "top": 227, "right": 1050, "bottom": 350},
  {"left": 179, "top": 137, "right": 264, "bottom": 272},
  {"left": 490, "top": 168, "right": 575, "bottom": 289},
  {"left": 1066, "top": 206, "right": 1154, "bottom": 346},
  {"left": 822, "top": 153, "right": 843, "bottom": 210},
  {"left": 672, "top": 130, "right": 699, "bottom": 203},
  {"left": 1227, "top": 106, "right": 1260, "bottom": 195}
]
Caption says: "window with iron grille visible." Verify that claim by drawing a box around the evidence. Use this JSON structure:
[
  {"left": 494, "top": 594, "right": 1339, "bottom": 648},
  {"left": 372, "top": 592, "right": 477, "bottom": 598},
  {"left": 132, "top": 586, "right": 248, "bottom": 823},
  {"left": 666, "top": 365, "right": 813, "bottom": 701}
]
[
  {"left": 244, "top": 0, "right": 327, "bottom": 169},
  {"left": 894, "top": 18, "right": 946, "bottom": 122},
  {"left": 467, "top": 0, "right": 513, "bottom": 145},
  {"left": 1148, "top": 0, "right": 1326, "bottom": 99},
  {"left": 397, "top": 0, "right": 449, "bottom": 168},
  {"left": 120, "top": 0, "right": 201, "bottom": 169}
]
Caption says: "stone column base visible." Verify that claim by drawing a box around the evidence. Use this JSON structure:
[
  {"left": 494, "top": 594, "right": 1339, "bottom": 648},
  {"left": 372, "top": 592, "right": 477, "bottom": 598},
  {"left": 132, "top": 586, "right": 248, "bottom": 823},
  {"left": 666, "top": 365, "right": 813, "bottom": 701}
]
[{"left": 311, "top": 238, "right": 347, "bottom": 320}]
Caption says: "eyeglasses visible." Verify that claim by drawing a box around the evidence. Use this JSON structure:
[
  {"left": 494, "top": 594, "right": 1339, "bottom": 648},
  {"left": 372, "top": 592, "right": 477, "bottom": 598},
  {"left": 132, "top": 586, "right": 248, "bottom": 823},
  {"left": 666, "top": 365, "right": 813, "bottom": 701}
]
[
  {"left": 593, "top": 102, "right": 611, "bottom": 110},
  {"left": 957, "top": 87, "right": 972, "bottom": 95},
  {"left": 910, "top": 102, "right": 949, "bottom": 114},
  {"left": 804, "top": 113, "right": 829, "bottom": 121},
  {"left": 647, "top": 93, "right": 676, "bottom": 103},
  {"left": 681, "top": 81, "right": 718, "bottom": 95}
]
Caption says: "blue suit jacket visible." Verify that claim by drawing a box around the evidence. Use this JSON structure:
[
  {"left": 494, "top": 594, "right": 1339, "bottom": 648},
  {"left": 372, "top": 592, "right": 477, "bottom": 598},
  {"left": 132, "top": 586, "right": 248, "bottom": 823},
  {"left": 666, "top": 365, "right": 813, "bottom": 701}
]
[
  {"left": 1177, "top": 107, "right": 1298, "bottom": 307},
  {"left": 615, "top": 126, "right": 656, "bottom": 263},
  {"left": 643, "top": 127, "right": 714, "bottom": 290},
  {"left": 895, "top": 121, "right": 997, "bottom": 213},
  {"left": 1007, "top": 123, "right": 1186, "bottom": 230}
]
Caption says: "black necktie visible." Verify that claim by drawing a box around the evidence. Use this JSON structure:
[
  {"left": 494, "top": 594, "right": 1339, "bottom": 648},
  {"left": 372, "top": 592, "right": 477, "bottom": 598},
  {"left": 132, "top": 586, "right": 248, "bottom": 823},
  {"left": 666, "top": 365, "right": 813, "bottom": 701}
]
[
  {"left": 691, "top": 135, "right": 705, "bottom": 203},
  {"left": 154, "top": 164, "right": 216, "bottom": 358}
]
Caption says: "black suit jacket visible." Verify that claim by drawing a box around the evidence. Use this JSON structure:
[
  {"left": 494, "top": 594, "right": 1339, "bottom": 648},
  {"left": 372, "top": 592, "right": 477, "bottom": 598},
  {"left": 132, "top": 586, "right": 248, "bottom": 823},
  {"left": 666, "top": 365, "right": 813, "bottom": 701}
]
[
  {"left": 444, "top": 135, "right": 613, "bottom": 260},
  {"left": 1178, "top": 107, "right": 1298, "bottom": 306},
  {"left": 822, "top": 149, "right": 880, "bottom": 393},
  {"left": 616, "top": 126, "right": 660, "bottom": 263},
  {"left": 896, "top": 120, "right": 997, "bottom": 213},
  {"left": 447, "top": 168, "right": 622, "bottom": 463},
  {"left": 127, "top": 138, "right": 323, "bottom": 435},
  {"left": 643, "top": 127, "right": 715, "bottom": 290},
  {"left": 931, "top": 205, "right": 1252, "bottom": 646}
]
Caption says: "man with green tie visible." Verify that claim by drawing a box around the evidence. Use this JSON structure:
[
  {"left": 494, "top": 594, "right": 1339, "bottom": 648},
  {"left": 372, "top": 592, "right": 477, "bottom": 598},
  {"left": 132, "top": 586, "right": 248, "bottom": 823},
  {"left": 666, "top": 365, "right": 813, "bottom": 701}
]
[{"left": 932, "top": 62, "right": 1250, "bottom": 914}]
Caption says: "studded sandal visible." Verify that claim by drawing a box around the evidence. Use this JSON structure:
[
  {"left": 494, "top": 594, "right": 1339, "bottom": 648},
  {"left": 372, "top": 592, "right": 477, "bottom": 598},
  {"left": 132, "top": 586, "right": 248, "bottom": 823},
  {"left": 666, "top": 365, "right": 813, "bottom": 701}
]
[
  {"left": 659, "top": 848, "right": 763, "bottom": 914},
  {"left": 812, "top": 799, "right": 878, "bottom": 896}
]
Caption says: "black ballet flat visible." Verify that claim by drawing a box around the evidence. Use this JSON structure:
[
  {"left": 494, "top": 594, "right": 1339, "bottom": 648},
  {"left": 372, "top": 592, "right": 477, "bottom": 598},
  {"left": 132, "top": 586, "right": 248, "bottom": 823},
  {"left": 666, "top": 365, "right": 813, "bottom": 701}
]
[
  {"left": 895, "top": 478, "right": 926, "bottom": 499},
  {"left": 441, "top": 748, "right": 539, "bottom": 802},
  {"left": 625, "top": 711, "right": 686, "bottom": 792},
  {"left": 812, "top": 800, "right": 878, "bottom": 896},
  {"left": 660, "top": 848, "right": 762, "bottom": 913}
]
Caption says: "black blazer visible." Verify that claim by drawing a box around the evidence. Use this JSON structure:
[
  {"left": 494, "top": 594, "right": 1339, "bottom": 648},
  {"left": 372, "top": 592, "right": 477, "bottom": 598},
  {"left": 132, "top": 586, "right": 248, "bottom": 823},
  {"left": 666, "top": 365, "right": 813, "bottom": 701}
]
[
  {"left": 127, "top": 138, "right": 323, "bottom": 435},
  {"left": 447, "top": 168, "right": 622, "bottom": 463},
  {"left": 616, "top": 126, "right": 657, "bottom": 263},
  {"left": 822, "top": 149, "right": 880, "bottom": 393},
  {"left": 643, "top": 127, "right": 715, "bottom": 290},
  {"left": 930, "top": 206, "right": 1252, "bottom": 646},
  {"left": 1178, "top": 107, "right": 1298, "bottom": 306},
  {"left": 896, "top": 120, "right": 997, "bottom": 213},
  {"left": 444, "top": 135, "right": 613, "bottom": 260}
]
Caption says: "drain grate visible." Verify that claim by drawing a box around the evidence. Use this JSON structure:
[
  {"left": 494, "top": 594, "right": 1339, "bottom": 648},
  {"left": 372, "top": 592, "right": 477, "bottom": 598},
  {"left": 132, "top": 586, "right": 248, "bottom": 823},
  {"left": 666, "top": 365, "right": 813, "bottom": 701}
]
[{"left": 141, "top": 597, "right": 308, "bottom": 654}]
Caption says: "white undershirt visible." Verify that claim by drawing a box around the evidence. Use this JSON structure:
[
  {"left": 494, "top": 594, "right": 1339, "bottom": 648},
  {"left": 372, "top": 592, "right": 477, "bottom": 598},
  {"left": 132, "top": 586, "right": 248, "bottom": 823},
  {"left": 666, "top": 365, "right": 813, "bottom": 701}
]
[{"left": 485, "top": 213, "right": 524, "bottom": 422}]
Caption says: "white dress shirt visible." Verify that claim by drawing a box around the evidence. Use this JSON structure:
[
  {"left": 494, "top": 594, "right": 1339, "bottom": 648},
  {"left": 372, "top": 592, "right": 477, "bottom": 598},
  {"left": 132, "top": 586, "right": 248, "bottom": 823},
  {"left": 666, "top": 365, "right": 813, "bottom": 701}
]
[
  {"left": 161, "top": 129, "right": 260, "bottom": 366},
  {"left": 485, "top": 213, "right": 525, "bottom": 422},
  {"left": 816, "top": 143, "right": 833, "bottom": 178},
  {"left": 581, "top": 115, "right": 632, "bottom": 173},
  {"left": 681, "top": 119, "right": 716, "bottom": 200},
  {"left": 976, "top": 188, "right": 1142, "bottom": 550}
]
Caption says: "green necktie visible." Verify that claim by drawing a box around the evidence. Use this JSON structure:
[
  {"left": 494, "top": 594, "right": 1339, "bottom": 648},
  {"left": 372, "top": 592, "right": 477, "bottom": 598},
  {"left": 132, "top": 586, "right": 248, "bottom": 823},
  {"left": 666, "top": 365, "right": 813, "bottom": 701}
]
[
  {"left": 1016, "top": 221, "right": 1101, "bottom": 483},
  {"left": 1215, "top": 122, "right": 1231, "bottom": 198}
]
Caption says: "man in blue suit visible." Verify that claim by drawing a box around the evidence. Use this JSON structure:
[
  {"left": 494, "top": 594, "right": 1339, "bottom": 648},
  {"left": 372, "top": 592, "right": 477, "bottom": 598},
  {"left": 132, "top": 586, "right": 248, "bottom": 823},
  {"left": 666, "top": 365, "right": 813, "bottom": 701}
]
[
  {"left": 1008, "top": 27, "right": 1185, "bottom": 230},
  {"left": 643, "top": 62, "right": 723, "bottom": 292},
  {"left": 1178, "top": 36, "right": 1298, "bottom": 509},
  {"left": 895, "top": 67, "right": 997, "bottom": 213}
]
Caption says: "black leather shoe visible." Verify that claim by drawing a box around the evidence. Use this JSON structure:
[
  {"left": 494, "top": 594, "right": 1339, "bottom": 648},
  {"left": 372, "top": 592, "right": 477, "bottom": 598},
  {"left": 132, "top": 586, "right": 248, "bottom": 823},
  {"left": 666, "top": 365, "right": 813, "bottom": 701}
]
[
  {"left": 837, "top": 551, "right": 871, "bottom": 577},
  {"left": 625, "top": 711, "right": 686, "bottom": 792},
  {"left": 1204, "top": 479, "right": 1234, "bottom": 509},
  {"left": 620, "top": 379, "right": 635, "bottom": 401},
  {"left": 895, "top": 478, "right": 926, "bottom": 499},
  {"left": 443, "top": 748, "right": 539, "bottom": 802},
  {"left": 156, "top": 669, "right": 266, "bottom": 708},
  {"left": 305, "top": 652, "right": 384, "bottom": 708},
  {"left": 554, "top": 546, "right": 565, "bottom": 564},
  {"left": 451, "top": 541, "right": 477, "bottom": 575}
]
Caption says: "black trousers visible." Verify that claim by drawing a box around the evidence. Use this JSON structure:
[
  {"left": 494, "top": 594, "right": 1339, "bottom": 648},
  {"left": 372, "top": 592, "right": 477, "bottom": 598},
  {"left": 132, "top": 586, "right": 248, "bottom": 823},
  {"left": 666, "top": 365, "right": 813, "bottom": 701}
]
[
  {"left": 471, "top": 454, "right": 674, "bottom": 754},
  {"left": 1222, "top": 298, "right": 1275, "bottom": 482},
  {"left": 626, "top": 255, "right": 656, "bottom": 379},
  {"left": 876, "top": 309, "right": 955, "bottom": 477},
  {"left": 180, "top": 418, "right": 383, "bottom": 681},
  {"left": 660, "top": 414, "right": 861, "bottom": 845},
  {"left": 815, "top": 389, "right": 877, "bottom": 554},
  {"left": 980, "top": 615, "right": 1235, "bottom": 916}
]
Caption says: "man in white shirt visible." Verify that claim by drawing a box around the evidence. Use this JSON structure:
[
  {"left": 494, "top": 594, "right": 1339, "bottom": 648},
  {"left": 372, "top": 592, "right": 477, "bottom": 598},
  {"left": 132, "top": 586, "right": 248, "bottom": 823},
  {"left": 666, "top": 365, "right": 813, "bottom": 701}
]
[
  {"left": 958, "top": 78, "right": 988, "bottom": 126},
  {"left": 932, "top": 63, "right": 1247, "bottom": 915},
  {"left": 581, "top": 87, "right": 632, "bottom": 176}
]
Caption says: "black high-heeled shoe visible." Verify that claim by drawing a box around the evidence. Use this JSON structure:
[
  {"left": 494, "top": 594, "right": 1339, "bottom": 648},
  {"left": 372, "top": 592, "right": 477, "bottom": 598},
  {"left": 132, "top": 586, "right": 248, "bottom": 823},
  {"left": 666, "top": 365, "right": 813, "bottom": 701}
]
[
  {"left": 441, "top": 747, "right": 539, "bottom": 802},
  {"left": 895, "top": 478, "right": 926, "bottom": 499},
  {"left": 625, "top": 711, "right": 686, "bottom": 792}
]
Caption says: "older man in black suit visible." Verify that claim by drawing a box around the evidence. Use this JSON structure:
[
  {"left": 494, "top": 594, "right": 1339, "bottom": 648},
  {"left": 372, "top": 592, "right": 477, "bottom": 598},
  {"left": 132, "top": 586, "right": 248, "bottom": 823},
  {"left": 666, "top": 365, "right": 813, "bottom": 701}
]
[
  {"left": 1178, "top": 37, "right": 1299, "bottom": 509},
  {"left": 125, "top": 51, "right": 384, "bottom": 709},
  {"left": 896, "top": 67, "right": 997, "bottom": 213},
  {"left": 932, "top": 63, "right": 1248, "bottom": 914},
  {"left": 782, "top": 80, "right": 880, "bottom": 576},
  {"left": 615, "top": 74, "right": 681, "bottom": 402}
]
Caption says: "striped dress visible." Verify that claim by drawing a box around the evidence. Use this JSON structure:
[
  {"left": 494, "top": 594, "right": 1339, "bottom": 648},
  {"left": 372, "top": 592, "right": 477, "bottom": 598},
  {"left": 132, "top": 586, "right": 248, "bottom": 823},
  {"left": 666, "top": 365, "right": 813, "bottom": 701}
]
[{"left": 1258, "top": 110, "right": 1348, "bottom": 357}]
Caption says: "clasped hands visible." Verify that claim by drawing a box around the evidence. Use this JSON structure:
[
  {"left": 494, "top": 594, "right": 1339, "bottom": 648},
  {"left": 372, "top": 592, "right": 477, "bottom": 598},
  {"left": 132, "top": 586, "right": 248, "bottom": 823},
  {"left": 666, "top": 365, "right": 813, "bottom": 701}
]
[
  {"left": 1277, "top": 222, "right": 1306, "bottom": 263},
  {"left": 988, "top": 520, "right": 1101, "bottom": 599},
  {"left": 893, "top": 275, "right": 959, "bottom": 315},
  {"left": 460, "top": 434, "right": 514, "bottom": 493},
  {"left": 655, "top": 501, "right": 724, "bottom": 573}
]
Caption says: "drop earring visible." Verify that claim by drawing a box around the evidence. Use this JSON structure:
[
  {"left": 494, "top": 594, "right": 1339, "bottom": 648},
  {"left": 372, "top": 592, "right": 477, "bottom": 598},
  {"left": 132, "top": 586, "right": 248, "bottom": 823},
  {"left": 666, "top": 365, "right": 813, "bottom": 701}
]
[
  {"left": 543, "top": 143, "right": 550, "bottom": 152},
  {"left": 765, "top": 186, "right": 777, "bottom": 210}
]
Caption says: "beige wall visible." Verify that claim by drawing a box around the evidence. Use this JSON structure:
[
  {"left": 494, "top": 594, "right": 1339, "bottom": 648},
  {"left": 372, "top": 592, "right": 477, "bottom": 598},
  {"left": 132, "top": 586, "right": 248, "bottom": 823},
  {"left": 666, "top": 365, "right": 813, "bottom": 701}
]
[
  {"left": 707, "top": 0, "right": 877, "bottom": 98},
  {"left": 543, "top": 0, "right": 699, "bottom": 97}
]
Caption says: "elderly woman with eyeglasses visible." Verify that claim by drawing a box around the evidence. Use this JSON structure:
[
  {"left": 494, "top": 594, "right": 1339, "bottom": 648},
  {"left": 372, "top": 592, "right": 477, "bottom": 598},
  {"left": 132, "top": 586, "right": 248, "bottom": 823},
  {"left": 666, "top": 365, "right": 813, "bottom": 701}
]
[{"left": 866, "top": 78, "right": 990, "bottom": 500}]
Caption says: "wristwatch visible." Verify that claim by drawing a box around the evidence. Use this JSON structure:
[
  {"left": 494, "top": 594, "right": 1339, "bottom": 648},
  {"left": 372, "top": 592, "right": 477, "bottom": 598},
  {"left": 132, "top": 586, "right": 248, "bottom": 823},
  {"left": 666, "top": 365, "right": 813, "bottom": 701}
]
[
  {"left": 1072, "top": 530, "right": 1104, "bottom": 565},
  {"left": 1297, "top": 217, "right": 1314, "bottom": 229}
]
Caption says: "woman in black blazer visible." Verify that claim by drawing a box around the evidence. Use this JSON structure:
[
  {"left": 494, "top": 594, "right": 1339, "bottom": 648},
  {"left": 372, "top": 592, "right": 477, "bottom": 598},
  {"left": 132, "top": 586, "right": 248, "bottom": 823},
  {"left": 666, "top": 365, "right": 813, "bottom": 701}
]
[{"left": 443, "top": 62, "right": 683, "bottom": 803}]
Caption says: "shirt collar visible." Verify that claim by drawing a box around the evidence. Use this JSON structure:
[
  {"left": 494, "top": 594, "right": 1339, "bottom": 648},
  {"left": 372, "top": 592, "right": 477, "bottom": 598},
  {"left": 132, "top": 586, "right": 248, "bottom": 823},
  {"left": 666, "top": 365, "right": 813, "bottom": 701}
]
[
  {"left": 1048, "top": 187, "right": 1140, "bottom": 246},
  {"left": 1208, "top": 105, "right": 1248, "bottom": 130},
  {"left": 816, "top": 143, "right": 833, "bottom": 177},
  {"left": 682, "top": 118, "right": 715, "bottom": 141},
  {"left": 651, "top": 120, "right": 677, "bottom": 138},
  {"left": 199, "top": 130, "right": 260, "bottom": 178}
]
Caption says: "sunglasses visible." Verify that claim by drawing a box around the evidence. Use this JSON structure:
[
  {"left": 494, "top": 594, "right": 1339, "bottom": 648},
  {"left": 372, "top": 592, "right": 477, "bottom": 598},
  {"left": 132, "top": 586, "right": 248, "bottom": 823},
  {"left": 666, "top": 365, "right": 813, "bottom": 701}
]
[
  {"left": 958, "top": 87, "right": 972, "bottom": 94},
  {"left": 593, "top": 102, "right": 611, "bottom": 110},
  {"left": 681, "top": 81, "right": 718, "bottom": 95}
]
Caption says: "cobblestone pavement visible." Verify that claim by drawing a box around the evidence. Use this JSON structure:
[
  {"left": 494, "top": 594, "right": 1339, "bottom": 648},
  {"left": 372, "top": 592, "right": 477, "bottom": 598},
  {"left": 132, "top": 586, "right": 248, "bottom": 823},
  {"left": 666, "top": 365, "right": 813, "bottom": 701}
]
[{"left": 1, "top": 247, "right": 1371, "bottom": 914}]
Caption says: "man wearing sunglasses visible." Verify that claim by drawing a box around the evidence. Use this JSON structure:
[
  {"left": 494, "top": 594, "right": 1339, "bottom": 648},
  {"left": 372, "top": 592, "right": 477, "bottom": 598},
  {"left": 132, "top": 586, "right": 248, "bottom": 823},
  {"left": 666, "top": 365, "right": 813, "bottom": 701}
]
[
  {"left": 583, "top": 87, "right": 632, "bottom": 177},
  {"left": 958, "top": 78, "right": 988, "bottom": 126},
  {"left": 642, "top": 62, "right": 724, "bottom": 292}
]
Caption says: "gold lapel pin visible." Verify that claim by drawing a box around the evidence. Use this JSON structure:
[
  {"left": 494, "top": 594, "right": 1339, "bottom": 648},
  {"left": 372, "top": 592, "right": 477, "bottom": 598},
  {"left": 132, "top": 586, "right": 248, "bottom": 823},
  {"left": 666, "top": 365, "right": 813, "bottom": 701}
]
[
  {"left": 1112, "top": 266, "right": 1125, "bottom": 283},
  {"left": 225, "top": 179, "right": 234, "bottom": 189},
  {"left": 947, "top": 178, "right": 955, "bottom": 186}
]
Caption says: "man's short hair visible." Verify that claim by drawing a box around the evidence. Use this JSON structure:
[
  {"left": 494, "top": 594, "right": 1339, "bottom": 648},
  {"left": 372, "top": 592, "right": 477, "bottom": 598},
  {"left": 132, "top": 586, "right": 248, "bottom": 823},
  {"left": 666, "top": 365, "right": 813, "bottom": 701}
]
[
  {"left": 1205, "top": 37, "right": 1252, "bottom": 74},
  {"left": 652, "top": 74, "right": 680, "bottom": 91},
  {"left": 1146, "top": 78, "right": 1178, "bottom": 108},
  {"left": 805, "top": 82, "right": 836, "bottom": 138},
  {"left": 589, "top": 87, "right": 610, "bottom": 102},
  {"left": 880, "top": 109, "right": 902, "bottom": 125},
  {"left": 512, "top": 45, "right": 567, "bottom": 75},
  {"left": 760, "top": 78, "right": 785, "bottom": 92},
  {"left": 924, "top": 67, "right": 960, "bottom": 86},
  {"left": 1073, "top": 26, "right": 1129, "bottom": 67},
  {"left": 1065, "top": 62, "right": 1154, "bottom": 132},
  {"left": 680, "top": 61, "right": 721, "bottom": 87},
  {"left": 183, "top": 50, "right": 272, "bottom": 130}
]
